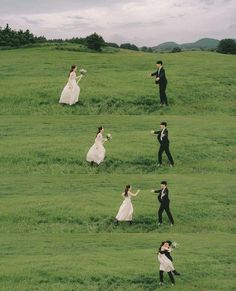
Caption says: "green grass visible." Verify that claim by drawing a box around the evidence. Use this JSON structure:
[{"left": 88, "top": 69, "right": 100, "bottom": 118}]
[
  {"left": 0, "top": 115, "right": 235, "bottom": 175},
  {"left": 0, "top": 173, "right": 235, "bottom": 234},
  {"left": 54, "top": 43, "right": 120, "bottom": 54},
  {"left": 0, "top": 47, "right": 235, "bottom": 115},
  {"left": 0, "top": 233, "right": 235, "bottom": 291},
  {"left": 0, "top": 47, "right": 235, "bottom": 290}
]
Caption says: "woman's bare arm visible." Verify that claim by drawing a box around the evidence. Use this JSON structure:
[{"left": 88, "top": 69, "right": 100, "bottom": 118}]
[{"left": 129, "top": 190, "right": 140, "bottom": 196}]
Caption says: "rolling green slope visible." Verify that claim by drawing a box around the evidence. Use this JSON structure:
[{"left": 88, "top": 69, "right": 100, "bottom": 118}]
[
  {"left": 0, "top": 47, "right": 235, "bottom": 290},
  {"left": 0, "top": 47, "right": 235, "bottom": 115}
]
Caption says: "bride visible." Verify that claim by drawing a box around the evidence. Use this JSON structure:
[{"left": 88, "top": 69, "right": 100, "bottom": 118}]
[
  {"left": 115, "top": 185, "right": 140, "bottom": 224},
  {"left": 59, "top": 65, "right": 81, "bottom": 105},
  {"left": 86, "top": 126, "right": 108, "bottom": 165}
]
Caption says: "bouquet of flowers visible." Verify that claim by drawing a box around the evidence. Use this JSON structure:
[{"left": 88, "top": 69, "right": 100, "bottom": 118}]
[
  {"left": 172, "top": 241, "right": 178, "bottom": 248},
  {"left": 170, "top": 241, "right": 178, "bottom": 250},
  {"left": 106, "top": 133, "right": 112, "bottom": 141},
  {"left": 77, "top": 69, "right": 87, "bottom": 83},
  {"left": 80, "top": 69, "right": 87, "bottom": 75}
]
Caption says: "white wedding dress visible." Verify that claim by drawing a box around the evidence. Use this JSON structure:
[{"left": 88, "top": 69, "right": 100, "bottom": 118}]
[
  {"left": 59, "top": 72, "right": 80, "bottom": 105},
  {"left": 158, "top": 252, "right": 175, "bottom": 272},
  {"left": 116, "top": 192, "right": 133, "bottom": 221},
  {"left": 86, "top": 133, "right": 106, "bottom": 165}
]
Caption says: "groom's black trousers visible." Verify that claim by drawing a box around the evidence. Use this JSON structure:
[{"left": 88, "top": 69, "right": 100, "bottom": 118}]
[
  {"left": 158, "top": 143, "right": 174, "bottom": 165},
  {"left": 158, "top": 203, "right": 174, "bottom": 224},
  {"left": 159, "top": 82, "right": 168, "bottom": 105}
]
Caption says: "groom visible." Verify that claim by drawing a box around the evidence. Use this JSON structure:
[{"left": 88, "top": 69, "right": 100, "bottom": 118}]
[
  {"left": 151, "top": 60, "right": 168, "bottom": 106},
  {"left": 151, "top": 181, "right": 174, "bottom": 226},
  {"left": 151, "top": 121, "right": 174, "bottom": 167}
]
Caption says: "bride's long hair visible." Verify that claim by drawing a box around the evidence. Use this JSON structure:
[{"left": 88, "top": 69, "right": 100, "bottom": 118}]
[
  {"left": 96, "top": 126, "right": 103, "bottom": 137},
  {"left": 124, "top": 185, "right": 131, "bottom": 197},
  {"left": 68, "top": 65, "right": 77, "bottom": 77}
]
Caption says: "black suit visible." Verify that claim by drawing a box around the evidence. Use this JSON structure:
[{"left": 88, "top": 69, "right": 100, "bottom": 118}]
[
  {"left": 154, "top": 128, "right": 174, "bottom": 165},
  {"left": 151, "top": 67, "right": 168, "bottom": 105},
  {"left": 155, "top": 188, "right": 174, "bottom": 224}
]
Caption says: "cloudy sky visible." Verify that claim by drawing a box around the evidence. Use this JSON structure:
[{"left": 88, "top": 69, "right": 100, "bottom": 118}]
[{"left": 0, "top": 0, "right": 235, "bottom": 46}]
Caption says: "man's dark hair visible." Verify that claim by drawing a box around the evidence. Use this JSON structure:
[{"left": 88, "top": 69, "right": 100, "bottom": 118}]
[
  {"left": 161, "top": 181, "right": 167, "bottom": 185},
  {"left": 160, "top": 121, "right": 167, "bottom": 127},
  {"left": 156, "top": 60, "right": 163, "bottom": 65}
]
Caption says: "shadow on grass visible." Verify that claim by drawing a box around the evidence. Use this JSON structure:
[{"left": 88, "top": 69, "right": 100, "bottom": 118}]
[
  {"left": 90, "top": 215, "right": 159, "bottom": 233},
  {"left": 36, "top": 273, "right": 159, "bottom": 290}
]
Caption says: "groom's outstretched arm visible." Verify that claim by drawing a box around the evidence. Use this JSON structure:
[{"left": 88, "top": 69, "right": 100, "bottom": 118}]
[{"left": 151, "top": 71, "right": 158, "bottom": 76}]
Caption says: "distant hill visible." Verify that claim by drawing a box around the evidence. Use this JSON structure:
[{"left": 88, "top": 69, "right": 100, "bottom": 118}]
[
  {"left": 181, "top": 38, "right": 219, "bottom": 49},
  {"left": 153, "top": 38, "right": 220, "bottom": 51},
  {"left": 153, "top": 41, "right": 179, "bottom": 51}
]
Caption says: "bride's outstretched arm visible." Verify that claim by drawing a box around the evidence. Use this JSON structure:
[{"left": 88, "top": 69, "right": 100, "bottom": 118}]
[
  {"left": 130, "top": 190, "right": 140, "bottom": 196},
  {"left": 76, "top": 74, "right": 83, "bottom": 82}
]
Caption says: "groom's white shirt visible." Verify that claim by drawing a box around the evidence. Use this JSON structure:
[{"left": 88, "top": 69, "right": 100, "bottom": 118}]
[{"left": 160, "top": 128, "right": 166, "bottom": 141}]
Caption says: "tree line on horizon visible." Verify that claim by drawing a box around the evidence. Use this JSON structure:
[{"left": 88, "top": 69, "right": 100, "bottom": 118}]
[
  {"left": 0, "top": 24, "right": 235, "bottom": 54},
  {"left": 0, "top": 24, "right": 150, "bottom": 52}
]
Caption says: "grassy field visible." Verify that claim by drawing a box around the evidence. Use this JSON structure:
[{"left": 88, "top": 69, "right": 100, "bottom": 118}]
[
  {"left": 0, "top": 46, "right": 235, "bottom": 290},
  {"left": 0, "top": 46, "right": 235, "bottom": 115},
  {"left": 1, "top": 233, "right": 235, "bottom": 291}
]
